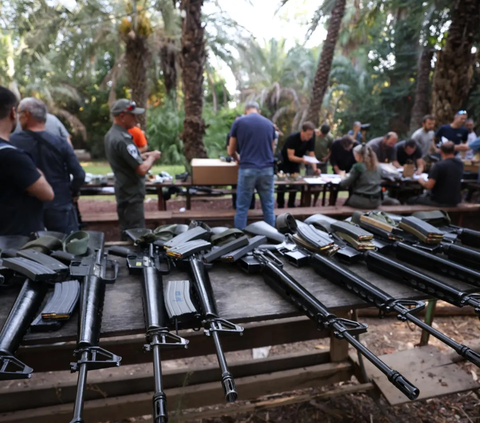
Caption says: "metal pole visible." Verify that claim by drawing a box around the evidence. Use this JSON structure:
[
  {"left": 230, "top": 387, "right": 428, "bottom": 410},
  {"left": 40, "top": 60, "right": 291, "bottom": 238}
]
[{"left": 419, "top": 299, "right": 437, "bottom": 346}]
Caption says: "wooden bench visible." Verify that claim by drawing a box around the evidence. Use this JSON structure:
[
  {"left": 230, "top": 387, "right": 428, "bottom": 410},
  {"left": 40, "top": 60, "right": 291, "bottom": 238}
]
[{"left": 81, "top": 204, "right": 480, "bottom": 241}]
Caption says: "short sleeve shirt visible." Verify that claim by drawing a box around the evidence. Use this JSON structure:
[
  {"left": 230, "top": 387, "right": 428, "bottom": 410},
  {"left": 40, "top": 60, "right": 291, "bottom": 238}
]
[
  {"left": 315, "top": 133, "right": 334, "bottom": 161},
  {"left": 411, "top": 128, "right": 434, "bottom": 157},
  {"left": 395, "top": 141, "right": 422, "bottom": 166},
  {"left": 367, "top": 137, "right": 396, "bottom": 163},
  {"left": 104, "top": 124, "right": 145, "bottom": 204},
  {"left": 429, "top": 157, "right": 463, "bottom": 205},
  {"left": 435, "top": 125, "right": 468, "bottom": 145},
  {"left": 0, "top": 139, "right": 44, "bottom": 235},
  {"left": 128, "top": 126, "right": 148, "bottom": 148},
  {"left": 230, "top": 114, "right": 275, "bottom": 169},
  {"left": 280, "top": 132, "right": 315, "bottom": 174}
]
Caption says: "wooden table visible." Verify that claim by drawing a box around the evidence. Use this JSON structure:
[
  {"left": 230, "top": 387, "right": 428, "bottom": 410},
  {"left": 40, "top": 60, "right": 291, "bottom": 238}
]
[
  {"left": 0, "top": 251, "right": 478, "bottom": 422},
  {"left": 80, "top": 178, "right": 316, "bottom": 211}
]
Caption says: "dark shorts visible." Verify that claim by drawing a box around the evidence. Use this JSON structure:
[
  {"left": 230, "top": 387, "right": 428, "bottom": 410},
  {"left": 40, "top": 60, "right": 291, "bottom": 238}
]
[
  {"left": 44, "top": 206, "right": 79, "bottom": 234},
  {"left": 117, "top": 201, "right": 145, "bottom": 239}
]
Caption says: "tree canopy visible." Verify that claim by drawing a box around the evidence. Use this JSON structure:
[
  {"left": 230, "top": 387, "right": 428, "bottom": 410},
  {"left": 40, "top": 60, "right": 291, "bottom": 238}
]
[{"left": 1, "top": 0, "right": 479, "bottom": 164}]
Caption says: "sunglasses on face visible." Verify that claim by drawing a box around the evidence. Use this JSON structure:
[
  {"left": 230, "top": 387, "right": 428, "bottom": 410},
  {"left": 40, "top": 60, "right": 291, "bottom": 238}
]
[
  {"left": 126, "top": 101, "right": 136, "bottom": 112},
  {"left": 458, "top": 110, "right": 467, "bottom": 115}
]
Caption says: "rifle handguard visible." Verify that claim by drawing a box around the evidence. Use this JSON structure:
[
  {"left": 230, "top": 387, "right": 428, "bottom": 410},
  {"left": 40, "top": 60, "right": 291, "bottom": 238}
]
[{"left": 0, "top": 355, "right": 33, "bottom": 380}]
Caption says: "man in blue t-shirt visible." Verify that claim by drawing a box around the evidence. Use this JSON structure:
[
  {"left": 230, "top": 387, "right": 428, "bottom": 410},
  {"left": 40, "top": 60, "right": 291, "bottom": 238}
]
[
  {"left": 11, "top": 98, "right": 85, "bottom": 233},
  {"left": 0, "top": 86, "right": 54, "bottom": 236},
  {"left": 227, "top": 101, "right": 276, "bottom": 229},
  {"left": 434, "top": 111, "right": 470, "bottom": 153}
]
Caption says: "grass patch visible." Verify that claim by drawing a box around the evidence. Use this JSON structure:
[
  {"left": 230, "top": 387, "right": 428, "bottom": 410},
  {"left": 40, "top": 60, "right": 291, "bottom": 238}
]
[{"left": 80, "top": 161, "right": 185, "bottom": 177}]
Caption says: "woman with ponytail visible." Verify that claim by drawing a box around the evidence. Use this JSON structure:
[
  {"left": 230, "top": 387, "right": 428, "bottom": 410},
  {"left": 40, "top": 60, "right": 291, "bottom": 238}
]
[{"left": 339, "top": 144, "right": 383, "bottom": 208}]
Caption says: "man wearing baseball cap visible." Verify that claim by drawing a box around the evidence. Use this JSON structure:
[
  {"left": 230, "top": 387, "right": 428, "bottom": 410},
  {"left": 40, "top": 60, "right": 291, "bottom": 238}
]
[{"left": 105, "top": 99, "right": 161, "bottom": 238}]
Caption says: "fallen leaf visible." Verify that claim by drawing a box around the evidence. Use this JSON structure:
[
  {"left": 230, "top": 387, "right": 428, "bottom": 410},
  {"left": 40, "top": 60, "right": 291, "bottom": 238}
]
[{"left": 471, "top": 370, "right": 478, "bottom": 382}]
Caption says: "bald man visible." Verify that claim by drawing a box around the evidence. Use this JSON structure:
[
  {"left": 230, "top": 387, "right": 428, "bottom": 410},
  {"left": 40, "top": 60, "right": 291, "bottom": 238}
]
[{"left": 367, "top": 132, "right": 400, "bottom": 168}]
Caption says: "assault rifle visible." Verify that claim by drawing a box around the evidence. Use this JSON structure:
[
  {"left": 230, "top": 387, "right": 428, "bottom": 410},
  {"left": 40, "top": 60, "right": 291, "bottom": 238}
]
[
  {"left": 69, "top": 232, "right": 120, "bottom": 423},
  {"left": 182, "top": 254, "right": 244, "bottom": 402},
  {"left": 110, "top": 243, "right": 188, "bottom": 422},
  {"left": 245, "top": 249, "right": 419, "bottom": 400},
  {"left": 308, "top": 252, "right": 480, "bottom": 368},
  {"left": 0, "top": 250, "right": 71, "bottom": 379},
  {"left": 305, "top": 214, "right": 480, "bottom": 316}
]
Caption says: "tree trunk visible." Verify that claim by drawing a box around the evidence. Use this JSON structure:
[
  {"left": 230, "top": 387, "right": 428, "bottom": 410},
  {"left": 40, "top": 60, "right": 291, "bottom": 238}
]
[
  {"left": 158, "top": 0, "right": 178, "bottom": 96},
  {"left": 124, "top": 34, "right": 152, "bottom": 129},
  {"left": 306, "top": 0, "right": 346, "bottom": 126},
  {"left": 431, "top": 0, "right": 480, "bottom": 126},
  {"left": 179, "top": 0, "right": 207, "bottom": 163},
  {"left": 159, "top": 38, "right": 178, "bottom": 95},
  {"left": 410, "top": 48, "right": 434, "bottom": 131}
]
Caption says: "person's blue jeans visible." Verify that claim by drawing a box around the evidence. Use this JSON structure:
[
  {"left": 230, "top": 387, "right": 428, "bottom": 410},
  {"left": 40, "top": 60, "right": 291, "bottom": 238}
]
[{"left": 235, "top": 167, "right": 275, "bottom": 229}]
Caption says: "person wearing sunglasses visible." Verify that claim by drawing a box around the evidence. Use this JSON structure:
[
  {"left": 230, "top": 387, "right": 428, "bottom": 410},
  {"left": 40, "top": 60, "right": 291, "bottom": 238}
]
[
  {"left": 433, "top": 110, "right": 470, "bottom": 152},
  {"left": 105, "top": 99, "right": 161, "bottom": 238}
]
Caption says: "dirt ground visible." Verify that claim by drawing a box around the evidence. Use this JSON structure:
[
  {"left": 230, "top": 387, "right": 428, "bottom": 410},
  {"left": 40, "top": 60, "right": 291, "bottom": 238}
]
[{"left": 103, "top": 315, "right": 480, "bottom": 423}]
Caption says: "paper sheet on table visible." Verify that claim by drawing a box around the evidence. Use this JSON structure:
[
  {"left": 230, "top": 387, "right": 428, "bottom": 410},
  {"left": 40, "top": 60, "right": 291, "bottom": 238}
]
[
  {"left": 413, "top": 173, "right": 429, "bottom": 180},
  {"left": 304, "top": 174, "right": 342, "bottom": 185},
  {"left": 303, "top": 155, "right": 320, "bottom": 164}
]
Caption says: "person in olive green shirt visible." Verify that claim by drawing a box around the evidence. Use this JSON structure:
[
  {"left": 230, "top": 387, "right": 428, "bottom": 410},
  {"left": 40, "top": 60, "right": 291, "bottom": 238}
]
[
  {"left": 306, "top": 124, "right": 334, "bottom": 175},
  {"left": 104, "top": 99, "right": 161, "bottom": 238},
  {"left": 340, "top": 144, "right": 382, "bottom": 209}
]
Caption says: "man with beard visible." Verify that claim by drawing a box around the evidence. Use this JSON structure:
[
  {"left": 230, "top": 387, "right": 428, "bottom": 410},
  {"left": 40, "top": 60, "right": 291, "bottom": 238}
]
[{"left": 0, "top": 86, "right": 54, "bottom": 235}]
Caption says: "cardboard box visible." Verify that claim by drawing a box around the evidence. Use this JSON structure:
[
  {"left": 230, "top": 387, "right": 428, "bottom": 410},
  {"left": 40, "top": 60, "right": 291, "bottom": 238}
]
[
  {"left": 191, "top": 159, "right": 239, "bottom": 185},
  {"left": 403, "top": 164, "right": 415, "bottom": 178}
]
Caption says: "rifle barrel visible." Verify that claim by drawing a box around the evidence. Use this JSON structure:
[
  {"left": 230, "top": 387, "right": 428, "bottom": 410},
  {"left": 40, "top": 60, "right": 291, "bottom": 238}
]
[
  {"left": 70, "top": 352, "right": 88, "bottom": 423},
  {"left": 259, "top": 255, "right": 418, "bottom": 400},
  {"left": 151, "top": 335, "right": 167, "bottom": 423}
]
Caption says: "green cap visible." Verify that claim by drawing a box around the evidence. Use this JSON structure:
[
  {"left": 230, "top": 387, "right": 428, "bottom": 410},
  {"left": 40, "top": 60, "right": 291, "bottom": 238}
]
[{"left": 110, "top": 99, "right": 145, "bottom": 116}]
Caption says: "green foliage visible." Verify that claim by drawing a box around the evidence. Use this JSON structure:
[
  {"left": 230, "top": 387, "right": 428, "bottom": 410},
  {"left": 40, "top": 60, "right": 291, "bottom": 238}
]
[
  {"left": 203, "top": 106, "right": 243, "bottom": 158},
  {"left": 147, "top": 100, "right": 186, "bottom": 166}
]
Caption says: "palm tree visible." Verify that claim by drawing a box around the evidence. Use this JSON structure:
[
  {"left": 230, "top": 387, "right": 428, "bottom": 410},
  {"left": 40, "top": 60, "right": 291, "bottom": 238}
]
[
  {"left": 119, "top": 2, "right": 153, "bottom": 129},
  {"left": 306, "top": 0, "right": 347, "bottom": 126},
  {"left": 432, "top": 0, "right": 480, "bottom": 125},
  {"left": 179, "top": 0, "right": 208, "bottom": 163},
  {"left": 157, "top": 0, "right": 179, "bottom": 96}
]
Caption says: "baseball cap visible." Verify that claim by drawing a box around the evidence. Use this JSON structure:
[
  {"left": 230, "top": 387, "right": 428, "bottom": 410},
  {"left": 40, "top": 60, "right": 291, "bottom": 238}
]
[{"left": 110, "top": 99, "right": 145, "bottom": 116}]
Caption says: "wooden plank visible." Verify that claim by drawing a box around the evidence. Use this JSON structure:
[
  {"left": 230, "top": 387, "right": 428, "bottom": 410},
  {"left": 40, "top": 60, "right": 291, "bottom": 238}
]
[
  {"left": 15, "top": 317, "right": 328, "bottom": 373},
  {"left": 350, "top": 345, "right": 479, "bottom": 405},
  {"left": 0, "top": 350, "right": 330, "bottom": 412},
  {"left": 329, "top": 311, "right": 350, "bottom": 362},
  {"left": 0, "top": 362, "right": 353, "bottom": 423},
  {"left": 169, "top": 382, "right": 375, "bottom": 422}
]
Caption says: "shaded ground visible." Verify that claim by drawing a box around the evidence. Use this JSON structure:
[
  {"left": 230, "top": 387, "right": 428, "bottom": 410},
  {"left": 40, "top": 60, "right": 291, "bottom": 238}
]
[{"left": 100, "top": 315, "right": 480, "bottom": 423}]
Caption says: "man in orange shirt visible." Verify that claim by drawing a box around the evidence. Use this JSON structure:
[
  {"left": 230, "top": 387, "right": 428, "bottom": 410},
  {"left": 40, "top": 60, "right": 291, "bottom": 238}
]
[{"left": 128, "top": 125, "right": 148, "bottom": 153}]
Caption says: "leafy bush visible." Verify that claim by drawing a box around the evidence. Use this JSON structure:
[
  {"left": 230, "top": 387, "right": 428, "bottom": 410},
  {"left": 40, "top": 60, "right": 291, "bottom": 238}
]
[{"left": 147, "top": 100, "right": 186, "bottom": 166}]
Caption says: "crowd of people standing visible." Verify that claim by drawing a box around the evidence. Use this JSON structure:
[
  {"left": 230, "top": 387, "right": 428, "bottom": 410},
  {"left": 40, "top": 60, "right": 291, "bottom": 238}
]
[{"left": 1, "top": 80, "right": 479, "bottom": 236}]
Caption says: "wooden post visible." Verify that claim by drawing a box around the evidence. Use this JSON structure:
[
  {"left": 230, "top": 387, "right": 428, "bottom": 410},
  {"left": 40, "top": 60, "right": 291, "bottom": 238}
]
[
  {"left": 330, "top": 310, "right": 350, "bottom": 362},
  {"left": 420, "top": 299, "right": 437, "bottom": 346}
]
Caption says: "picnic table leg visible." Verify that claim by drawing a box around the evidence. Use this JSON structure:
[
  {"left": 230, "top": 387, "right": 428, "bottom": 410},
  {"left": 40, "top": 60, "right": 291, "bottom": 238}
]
[
  {"left": 186, "top": 187, "right": 191, "bottom": 210},
  {"left": 156, "top": 187, "right": 166, "bottom": 211},
  {"left": 322, "top": 184, "right": 327, "bottom": 207},
  {"left": 329, "top": 185, "right": 339, "bottom": 206},
  {"left": 330, "top": 310, "right": 350, "bottom": 362}
]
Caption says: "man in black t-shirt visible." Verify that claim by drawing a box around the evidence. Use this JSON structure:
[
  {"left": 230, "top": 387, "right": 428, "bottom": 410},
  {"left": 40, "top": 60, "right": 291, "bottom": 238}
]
[
  {"left": 395, "top": 139, "right": 424, "bottom": 174},
  {"left": 277, "top": 121, "right": 319, "bottom": 208},
  {"left": 434, "top": 111, "right": 469, "bottom": 153},
  {"left": 0, "top": 86, "right": 54, "bottom": 236},
  {"left": 12, "top": 98, "right": 85, "bottom": 234},
  {"left": 408, "top": 142, "right": 463, "bottom": 206},
  {"left": 330, "top": 135, "right": 359, "bottom": 175}
]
